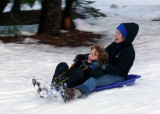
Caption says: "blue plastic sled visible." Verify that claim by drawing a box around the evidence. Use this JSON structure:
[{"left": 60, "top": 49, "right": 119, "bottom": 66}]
[{"left": 93, "top": 74, "right": 141, "bottom": 91}]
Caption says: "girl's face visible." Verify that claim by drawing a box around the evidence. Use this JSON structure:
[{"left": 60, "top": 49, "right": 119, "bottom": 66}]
[
  {"left": 88, "top": 49, "right": 99, "bottom": 63},
  {"left": 115, "top": 29, "right": 125, "bottom": 43}
]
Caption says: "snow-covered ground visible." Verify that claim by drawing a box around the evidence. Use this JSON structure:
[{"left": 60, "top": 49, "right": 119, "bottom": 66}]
[{"left": 0, "top": 0, "right": 160, "bottom": 114}]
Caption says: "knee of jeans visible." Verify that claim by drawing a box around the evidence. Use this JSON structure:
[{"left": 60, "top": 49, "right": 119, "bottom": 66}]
[
  {"left": 85, "top": 77, "right": 97, "bottom": 89},
  {"left": 89, "top": 77, "right": 97, "bottom": 84}
]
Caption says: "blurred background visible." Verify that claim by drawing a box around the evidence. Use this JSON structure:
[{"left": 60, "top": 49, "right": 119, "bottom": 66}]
[{"left": 0, "top": 0, "right": 107, "bottom": 47}]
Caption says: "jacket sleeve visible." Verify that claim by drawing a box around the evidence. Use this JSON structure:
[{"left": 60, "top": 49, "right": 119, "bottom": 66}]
[{"left": 105, "top": 50, "right": 134, "bottom": 75}]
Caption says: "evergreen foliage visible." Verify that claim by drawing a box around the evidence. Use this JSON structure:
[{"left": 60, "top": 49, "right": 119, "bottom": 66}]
[{"left": 73, "top": 0, "right": 106, "bottom": 18}]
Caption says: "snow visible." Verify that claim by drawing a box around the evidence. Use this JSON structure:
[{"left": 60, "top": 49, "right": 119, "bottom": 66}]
[{"left": 0, "top": 0, "right": 160, "bottom": 114}]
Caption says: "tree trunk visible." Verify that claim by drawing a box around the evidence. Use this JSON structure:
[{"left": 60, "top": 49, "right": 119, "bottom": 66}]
[
  {"left": 0, "top": 0, "right": 10, "bottom": 18},
  {"left": 38, "top": 0, "right": 62, "bottom": 35},
  {"left": 61, "top": 0, "right": 75, "bottom": 30},
  {"left": 11, "top": 0, "right": 21, "bottom": 12}
]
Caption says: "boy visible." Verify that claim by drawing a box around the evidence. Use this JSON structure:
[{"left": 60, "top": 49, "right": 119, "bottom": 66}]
[
  {"left": 33, "top": 43, "right": 109, "bottom": 98},
  {"left": 52, "top": 42, "right": 108, "bottom": 89}
]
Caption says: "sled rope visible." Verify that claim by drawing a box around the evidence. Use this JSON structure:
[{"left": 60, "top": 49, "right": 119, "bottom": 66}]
[
  {"left": 82, "top": 66, "right": 88, "bottom": 71},
  {"left": 52, "top": 62, "right": 76, "bottom": 83},
  {"left": 55, "top": 66, "right": 88, "bottom": 87},
  {"left": 55, "top": 77, "right": 69, "bottom": 87}
]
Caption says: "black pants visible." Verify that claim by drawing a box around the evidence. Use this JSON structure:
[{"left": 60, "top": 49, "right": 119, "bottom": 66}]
[{"left": 52, "top": 62, "right": 86, "bottom": 88}]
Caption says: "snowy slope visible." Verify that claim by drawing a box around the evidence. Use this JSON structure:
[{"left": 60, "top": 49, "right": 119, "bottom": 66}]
[{"left": 0, "top": 0, "right": 160, "bottom": 114}]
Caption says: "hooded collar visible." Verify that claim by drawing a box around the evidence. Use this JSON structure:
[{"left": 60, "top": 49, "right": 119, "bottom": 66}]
[{"left": 121, "top": 22, "right": 139, "bottom": 45}]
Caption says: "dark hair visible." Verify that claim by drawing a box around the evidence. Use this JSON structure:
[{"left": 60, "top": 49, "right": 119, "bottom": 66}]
[{"left": 91, "top": 42, "right": 108, "bottom": 64}]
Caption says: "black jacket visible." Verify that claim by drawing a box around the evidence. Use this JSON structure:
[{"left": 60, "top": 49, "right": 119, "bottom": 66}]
[
  {"left": 105, "top": 23, "right": 139, "bottom": 79},
  {"left": 84, "top": 65, "right": 106, "bottom": 79},
  {"left": 76, "top": 60, "right": 106, "bottom": 79}
]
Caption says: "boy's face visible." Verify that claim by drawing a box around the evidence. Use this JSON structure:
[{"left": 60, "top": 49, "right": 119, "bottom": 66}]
[
  {"left": 88, "top": 49, "right": 99, "bottom": 63},
  {"left": 115, "top": 29, "right": 125, "bottom": 43}
]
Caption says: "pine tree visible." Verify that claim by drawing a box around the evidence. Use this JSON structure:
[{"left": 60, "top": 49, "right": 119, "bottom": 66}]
[{"left": 38, "top": 0, "right": 62, "bottom": 35}]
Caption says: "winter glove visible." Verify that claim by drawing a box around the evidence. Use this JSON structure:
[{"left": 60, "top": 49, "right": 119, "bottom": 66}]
[
  {"left": 101, "top": 64, "right": 106, "bottom": 71},
  {"left": 89, "top": 61, "right": 101, "bottom": 69},
  {"left": 89, "top": 61, "right": 106, "bottom": 70},
  {"left": 73, "top": 54, "right": 88, "bottom": 63}
]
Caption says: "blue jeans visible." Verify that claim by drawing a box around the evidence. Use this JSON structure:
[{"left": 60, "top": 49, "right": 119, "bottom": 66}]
[{"left": 75, "top": 74, "right": 125, "bottom": 95}]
